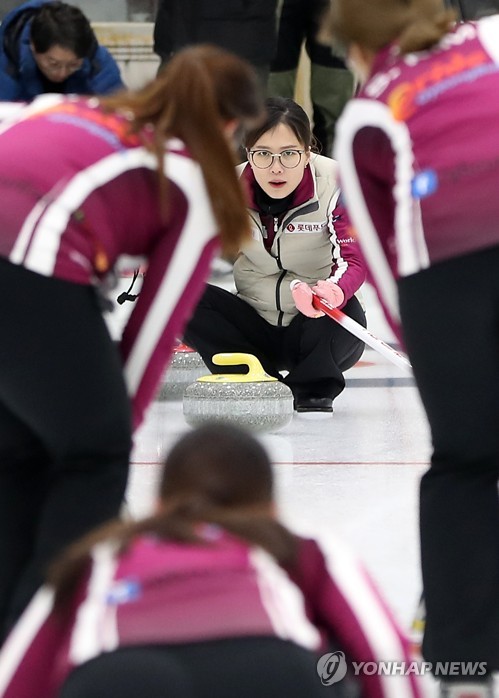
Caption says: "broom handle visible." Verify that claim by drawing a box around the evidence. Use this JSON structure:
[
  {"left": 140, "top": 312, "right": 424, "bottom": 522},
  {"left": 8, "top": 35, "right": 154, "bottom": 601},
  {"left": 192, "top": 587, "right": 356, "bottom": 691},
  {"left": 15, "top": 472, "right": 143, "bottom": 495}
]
[{"left": 312, "top": 295, "right": 413, "bottom": 373}]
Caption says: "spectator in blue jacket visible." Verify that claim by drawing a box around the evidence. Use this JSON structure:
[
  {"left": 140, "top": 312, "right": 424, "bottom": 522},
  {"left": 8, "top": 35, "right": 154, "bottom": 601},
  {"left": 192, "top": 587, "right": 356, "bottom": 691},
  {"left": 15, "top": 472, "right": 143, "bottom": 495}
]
[{"left": 0, "top": 0, "right": 124, "bottom": 101}]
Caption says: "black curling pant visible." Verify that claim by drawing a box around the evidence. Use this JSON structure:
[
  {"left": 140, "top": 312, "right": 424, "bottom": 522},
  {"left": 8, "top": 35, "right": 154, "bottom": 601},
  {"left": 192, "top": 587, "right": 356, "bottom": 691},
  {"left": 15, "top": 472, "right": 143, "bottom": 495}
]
[
  {"left": 183, "top": 284, "right": 366, "bottom": 402},
  {"left": 397, "top": 247, "right": 499, "bottom": 671},
  {"left": 0, "top": 260, "right": 132, "bottom": 638},
  {"left": 58, "top": 638, "right": 347, "bottom": 698}
]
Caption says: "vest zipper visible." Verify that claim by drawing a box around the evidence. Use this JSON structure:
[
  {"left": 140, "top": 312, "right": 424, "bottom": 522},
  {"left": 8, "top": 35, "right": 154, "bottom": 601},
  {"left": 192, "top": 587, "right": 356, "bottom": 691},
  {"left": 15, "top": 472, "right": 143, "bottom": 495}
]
[{"left": 275, "top": 231, "right": 285, "bottom": 326}]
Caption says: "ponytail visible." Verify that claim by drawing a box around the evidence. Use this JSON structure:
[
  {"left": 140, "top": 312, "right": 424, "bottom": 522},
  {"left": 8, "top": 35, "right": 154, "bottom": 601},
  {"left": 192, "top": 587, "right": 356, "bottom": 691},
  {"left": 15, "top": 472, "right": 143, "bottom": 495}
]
[
  {"left": 99, "top": 46, "right": 263, "bottom": 256},
  {"left": 398, "top": 7, "right": 457, "bottom": 53},
  {"left": 323, "top": 0, "right": 457, "bottom": 57},
  {"left": 48, "top": 424, "right": 298, "bottom": 610},
  {"left": 48, "top": 502, "right": 298, "bottom": 611}
]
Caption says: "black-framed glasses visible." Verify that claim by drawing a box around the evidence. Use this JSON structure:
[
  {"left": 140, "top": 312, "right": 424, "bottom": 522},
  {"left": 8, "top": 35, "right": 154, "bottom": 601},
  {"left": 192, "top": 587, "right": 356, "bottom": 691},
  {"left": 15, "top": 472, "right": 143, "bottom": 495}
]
[{"left": 248, "top": 149, "right": 305, "bottom": 169}]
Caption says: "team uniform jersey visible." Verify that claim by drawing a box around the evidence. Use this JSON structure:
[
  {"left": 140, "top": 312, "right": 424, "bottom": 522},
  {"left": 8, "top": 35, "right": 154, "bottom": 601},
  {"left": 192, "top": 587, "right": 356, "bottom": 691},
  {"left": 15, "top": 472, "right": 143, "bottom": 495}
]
[
  {"left": 0, "top": 94, "right": 220, "bottom": 428},
  {"left": 0, "top": 528, "right": 422, "bottom": 698},
  {"left": 334, "top": 15, "right": 499, "bottom": 340}
]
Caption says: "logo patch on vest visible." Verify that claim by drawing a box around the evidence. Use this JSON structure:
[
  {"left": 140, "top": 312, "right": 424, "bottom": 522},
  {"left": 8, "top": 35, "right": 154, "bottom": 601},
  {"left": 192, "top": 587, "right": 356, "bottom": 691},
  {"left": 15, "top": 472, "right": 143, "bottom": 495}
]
[{"left": 286, "top": 222, "right": 325, "bottom": 233}]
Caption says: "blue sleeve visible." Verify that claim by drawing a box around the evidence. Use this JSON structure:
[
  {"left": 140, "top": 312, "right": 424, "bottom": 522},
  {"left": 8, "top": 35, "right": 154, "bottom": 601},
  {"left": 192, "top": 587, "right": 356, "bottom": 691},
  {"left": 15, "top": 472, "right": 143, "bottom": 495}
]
[
  {"left": 89, "top": 46, "right": 125, "bottom": 95},
  {"left": 0, "top": 59, "right": 22, "bottom": 101}
]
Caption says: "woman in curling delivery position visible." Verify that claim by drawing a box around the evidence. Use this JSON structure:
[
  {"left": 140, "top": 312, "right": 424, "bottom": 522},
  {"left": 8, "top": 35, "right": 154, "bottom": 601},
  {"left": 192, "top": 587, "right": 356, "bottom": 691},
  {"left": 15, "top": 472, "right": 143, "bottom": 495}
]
[
  {"left": 322, "top": 1, "right": 499, "bottom": 696},
  {"left": 184, "top": 96, "right": 367, "bottom": 413},
  {"left": 0, "top": 424, "right": 424, "bottom": 698},
  {"left": 0, "top": 45, "right": 263, "bottom": 640}
]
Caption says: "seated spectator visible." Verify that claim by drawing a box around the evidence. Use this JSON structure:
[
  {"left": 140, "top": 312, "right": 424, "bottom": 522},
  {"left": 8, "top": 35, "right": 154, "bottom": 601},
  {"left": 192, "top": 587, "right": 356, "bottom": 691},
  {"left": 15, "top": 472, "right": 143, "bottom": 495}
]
[
  {"left": 0, "top": 423, "right": 423, "bottom": 698},
  {"left": 184, "top": 97, "right": 366, "bottom": 413},
  {"left": 0, "top": 0, "right": 124, "bottom": 101}
]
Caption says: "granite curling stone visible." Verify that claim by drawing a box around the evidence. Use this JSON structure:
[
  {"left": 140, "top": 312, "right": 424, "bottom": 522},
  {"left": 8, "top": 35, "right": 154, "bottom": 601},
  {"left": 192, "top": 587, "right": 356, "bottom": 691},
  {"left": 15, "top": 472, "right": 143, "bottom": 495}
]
[
  {"left": 183, "top": 353, "right": 293, "bottom": 433},
  {"left": 157, "top": 343, "right": 208, "bottom": 401}
]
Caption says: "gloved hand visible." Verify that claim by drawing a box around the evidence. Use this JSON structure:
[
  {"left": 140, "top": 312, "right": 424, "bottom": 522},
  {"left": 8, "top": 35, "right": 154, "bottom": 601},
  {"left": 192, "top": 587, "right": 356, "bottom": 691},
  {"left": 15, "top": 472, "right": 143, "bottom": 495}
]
[
  {"left": 312, "top": 279, "right": 345, "bottom": 308},
  {"left": 290, "top": 280, "right": 324, "bottom": 318}
]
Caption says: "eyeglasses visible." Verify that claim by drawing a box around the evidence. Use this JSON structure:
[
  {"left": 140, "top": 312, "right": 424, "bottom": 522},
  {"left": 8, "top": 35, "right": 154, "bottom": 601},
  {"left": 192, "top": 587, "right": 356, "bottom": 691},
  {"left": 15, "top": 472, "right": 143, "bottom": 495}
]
[
  {"left": 248, "top": 149, "right": 305, "bottom": 169},
  {"left": 33, "top": 53, "right": 84, "bottom": 77}
]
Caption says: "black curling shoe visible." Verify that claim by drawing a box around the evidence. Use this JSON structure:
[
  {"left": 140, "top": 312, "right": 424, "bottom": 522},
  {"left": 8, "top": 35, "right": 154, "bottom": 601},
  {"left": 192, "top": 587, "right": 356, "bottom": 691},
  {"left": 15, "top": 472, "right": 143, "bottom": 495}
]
[{"left": 294, "top": 396, "right": 333, "bottom": 413}]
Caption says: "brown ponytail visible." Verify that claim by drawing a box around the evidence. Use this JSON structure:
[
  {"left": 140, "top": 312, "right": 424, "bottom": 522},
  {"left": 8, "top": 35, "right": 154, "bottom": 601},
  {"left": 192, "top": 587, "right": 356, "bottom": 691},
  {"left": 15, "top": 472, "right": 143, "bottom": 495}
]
[
  {"left": 99, "top": 45, "right": 264, "bottom": 256},
  {"left": 322, "top": 0, "right": 456, "bottom": 57},
  {"left": 48, "top": 424, "right": 298, "bottom": 609},
  {"left": 398, "top": 2, "right": 457, "bottom": 53}
]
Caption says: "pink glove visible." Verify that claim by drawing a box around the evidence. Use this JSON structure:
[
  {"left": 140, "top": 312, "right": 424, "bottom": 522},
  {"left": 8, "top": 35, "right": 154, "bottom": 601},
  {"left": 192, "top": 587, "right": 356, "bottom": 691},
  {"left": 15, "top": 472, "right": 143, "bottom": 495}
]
[
  {"left": 290, "top": 280, "right": 324, "bottom": 318},
  {"left": 312, "top": 279, "right": 345, "bottom": 308}
]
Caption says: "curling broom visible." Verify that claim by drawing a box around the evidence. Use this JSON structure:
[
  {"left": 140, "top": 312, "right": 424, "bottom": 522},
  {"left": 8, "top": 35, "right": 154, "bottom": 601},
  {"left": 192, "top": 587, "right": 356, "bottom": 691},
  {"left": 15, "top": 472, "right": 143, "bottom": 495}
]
[{"left": 311, "top": 294, "right": 412, "bottom": 373}]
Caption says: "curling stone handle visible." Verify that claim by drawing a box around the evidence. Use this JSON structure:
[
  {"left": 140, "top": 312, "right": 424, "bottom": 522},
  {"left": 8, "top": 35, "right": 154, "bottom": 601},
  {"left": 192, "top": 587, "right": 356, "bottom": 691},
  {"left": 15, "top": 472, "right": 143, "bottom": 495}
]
[{"left": 212, "top": 353, "right": 271, "bottom": 382}]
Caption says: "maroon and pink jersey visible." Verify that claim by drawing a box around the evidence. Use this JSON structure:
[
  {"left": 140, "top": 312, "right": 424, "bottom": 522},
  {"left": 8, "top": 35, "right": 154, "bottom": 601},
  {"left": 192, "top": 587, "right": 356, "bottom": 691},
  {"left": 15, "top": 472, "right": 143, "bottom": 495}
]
[
  {"left": 335, "top": 16, "right": 499, "bottom": 340},
  {"left": 0, "top": 529, "right": 422, "bottom": 698},
  {"left": 0, "top": 95, "right": 220, "bottom": 428}
]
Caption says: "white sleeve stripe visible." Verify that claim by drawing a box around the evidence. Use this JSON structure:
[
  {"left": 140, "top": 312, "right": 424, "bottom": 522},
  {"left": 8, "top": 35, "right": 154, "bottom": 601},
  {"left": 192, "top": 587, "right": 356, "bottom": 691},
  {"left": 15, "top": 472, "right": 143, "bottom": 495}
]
[
  {"left": 477, "top": 14, "right": 499, "bottom": 62},
  {"left": 335, "top": 100, "right": 429, "bottom": 321},
  {"left": 0, "top": 587, "right": 55, "bottom": 694},
  {"left": 317, "top": 537, "right": 417, "bottom": 698},
  {"left": 10, "top": 198, "right": 52, "bottom": 264},
  {"left": 249, "top": 547, "right": 321, "bottom": 649},
  {"left": 327, "top": 193, "right": 349, "bottom": 283},
  {"left": 19, "top": 148, "right": 157, "bottom": 276},
  {"left": 0, "top": 95, "right": 65, "bottom": 138},
  {"left": 10, "top": 176, "right": 79, "bottom": 265},
  {"left": 123, "top": 153, "right": 217, "bottom": 396},
  {"left": 69, "top": 542, "right": 119, "bottom": 664},
  {"left": 334, "top": 101, "right": 400, "bottom": 322}
]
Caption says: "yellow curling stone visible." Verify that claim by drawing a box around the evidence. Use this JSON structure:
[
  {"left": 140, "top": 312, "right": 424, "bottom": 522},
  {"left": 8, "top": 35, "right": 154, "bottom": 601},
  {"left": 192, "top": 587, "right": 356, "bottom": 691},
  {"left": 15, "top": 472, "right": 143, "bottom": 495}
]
[{"left": 183, "top": 353, "right": 293, "bottom": 433}]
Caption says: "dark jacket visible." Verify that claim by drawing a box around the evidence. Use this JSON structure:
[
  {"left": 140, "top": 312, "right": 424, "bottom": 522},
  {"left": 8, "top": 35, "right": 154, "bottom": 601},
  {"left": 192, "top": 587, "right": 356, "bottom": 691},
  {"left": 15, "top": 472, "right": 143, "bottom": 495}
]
[
  {"left": 0, "top": 0, "right": 124, "bottom": 101},
  {"left": 445, "top": 0, "right": 499, "bottom": 18},
  {"left": 153, "top": 0, "right": 278, "bottom": 67}
]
